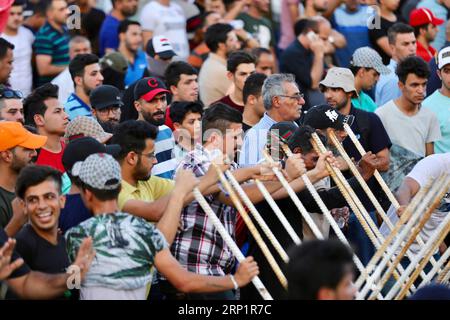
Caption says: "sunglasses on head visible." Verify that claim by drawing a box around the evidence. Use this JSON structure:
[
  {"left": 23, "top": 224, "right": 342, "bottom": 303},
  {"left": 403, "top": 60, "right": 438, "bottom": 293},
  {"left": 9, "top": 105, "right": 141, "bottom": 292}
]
[{"left": 0, "top": 88, "right": 23, "bottom": 99}]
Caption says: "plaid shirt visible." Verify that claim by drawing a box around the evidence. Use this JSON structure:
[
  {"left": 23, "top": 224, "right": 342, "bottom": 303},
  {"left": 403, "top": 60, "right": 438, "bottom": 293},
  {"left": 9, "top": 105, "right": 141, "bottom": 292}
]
[{"left": 171, "top": 144, "right": 237, "bottom": 276}]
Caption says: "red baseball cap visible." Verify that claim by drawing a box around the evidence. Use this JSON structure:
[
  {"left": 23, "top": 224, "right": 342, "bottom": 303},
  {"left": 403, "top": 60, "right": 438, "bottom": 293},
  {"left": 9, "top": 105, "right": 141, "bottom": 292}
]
[{"left": 409, "top": 8, "right": 444, "bottom": 27}]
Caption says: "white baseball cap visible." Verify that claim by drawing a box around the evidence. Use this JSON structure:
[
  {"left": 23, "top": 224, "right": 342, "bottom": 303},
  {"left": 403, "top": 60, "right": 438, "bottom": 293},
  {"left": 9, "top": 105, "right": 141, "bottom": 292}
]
[{"left": 437, "top": 46, "right": 450, "bottom": 69}]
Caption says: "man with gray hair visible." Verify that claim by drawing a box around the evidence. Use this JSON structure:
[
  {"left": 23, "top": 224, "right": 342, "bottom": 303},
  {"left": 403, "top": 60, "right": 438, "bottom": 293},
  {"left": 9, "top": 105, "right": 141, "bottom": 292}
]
[
  {"left": 52, "top": 36, "right": 92, "bottom": 105},
  {"left": 239, "top": 73, "right": 305, "bottom": 167}
]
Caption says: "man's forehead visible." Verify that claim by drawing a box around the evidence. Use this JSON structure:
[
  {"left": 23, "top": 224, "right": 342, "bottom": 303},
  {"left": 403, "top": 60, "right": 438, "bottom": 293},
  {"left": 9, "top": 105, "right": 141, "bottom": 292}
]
[
  {"left": 283, "top": 81, "right": 299, "bottom": 93},
  {"left": 25, "top": 180, "right": 60, "bottom": 197},
  {"left": 3, "top": 98, "right": 23, "bottom": 107}
]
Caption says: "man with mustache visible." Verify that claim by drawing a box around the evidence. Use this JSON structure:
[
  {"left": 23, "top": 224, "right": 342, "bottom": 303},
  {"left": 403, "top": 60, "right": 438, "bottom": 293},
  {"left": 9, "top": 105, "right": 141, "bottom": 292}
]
[
  {"left": 133, "top": 77, "right": 177, "bottom": 179},
  {"left": 90, "top": 85, "right": 123, "bottom": 134}
]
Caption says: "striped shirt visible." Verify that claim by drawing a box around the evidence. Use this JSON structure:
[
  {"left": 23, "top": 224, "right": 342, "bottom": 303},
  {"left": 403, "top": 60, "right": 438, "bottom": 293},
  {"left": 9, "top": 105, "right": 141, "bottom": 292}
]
[
  {"left": 152, "top": 125, "right": 177, "bottom": 179},
  {"left": 64, "top": 93, "right": 92, "bottom": 120},
  {"left": 170, "top": 144, "right": 237, "bottom": 276},
  {"left": 33, "top": 22, "right": 70, "bottom": 86},
  {"left": 238, "top": 112, "right": 277, "bottom": 167}
]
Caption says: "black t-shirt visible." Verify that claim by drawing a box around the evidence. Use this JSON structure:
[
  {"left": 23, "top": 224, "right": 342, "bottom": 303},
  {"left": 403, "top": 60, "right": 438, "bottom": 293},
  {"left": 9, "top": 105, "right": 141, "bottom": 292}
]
[
  {"left": 342, "top": 106, "right": 392, "bottom": 211},
  {"left": 0, "top": 228, "right": 30, "bottom": 279},
  {"left": 0, "top": 186, "right": 15, "bottom": 229},
  {"left": 369, "top": 16, "right": 397, "bottom": 65},
  {"left": 280, "top": 41, "right": 313, "bottom": 95},
  {"left": 15, "top": 224, "right": 70, "bottom": 274}
]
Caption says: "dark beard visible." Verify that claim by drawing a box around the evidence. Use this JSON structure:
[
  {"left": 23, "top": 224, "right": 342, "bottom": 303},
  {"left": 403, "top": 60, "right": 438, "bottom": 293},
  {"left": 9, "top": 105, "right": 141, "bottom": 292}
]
[
  {"left": 98, "top": 120, "right": 119, "bottom": 134},
  {"left": 142, "top": 110, "right": 165, "bottom": 126}
]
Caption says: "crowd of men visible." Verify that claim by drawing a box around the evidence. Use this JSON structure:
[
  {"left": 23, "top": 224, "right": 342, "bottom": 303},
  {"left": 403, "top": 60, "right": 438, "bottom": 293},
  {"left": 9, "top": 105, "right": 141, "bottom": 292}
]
[{"left": 0, "top": 0, "right": 449, "bottom": 300}]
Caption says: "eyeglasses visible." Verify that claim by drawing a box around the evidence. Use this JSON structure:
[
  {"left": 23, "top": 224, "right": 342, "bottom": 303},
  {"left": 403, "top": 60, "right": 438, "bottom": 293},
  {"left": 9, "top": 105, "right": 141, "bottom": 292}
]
[
  {"left": 279, "top": 93, "right": 304, "bottom": 102},
  {"left": 137, "top": 151, "right": 156, "bottom": 160},
  {"left": 97, "top": 107, "right": 121, "bottom": 115},
  {"left": 0, "top": 88, "right": 23, "bottom": 99}
]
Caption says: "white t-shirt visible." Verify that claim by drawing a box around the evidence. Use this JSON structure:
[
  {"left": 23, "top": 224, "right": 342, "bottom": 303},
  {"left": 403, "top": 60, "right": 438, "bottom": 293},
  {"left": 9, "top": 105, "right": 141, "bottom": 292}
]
[
  {"left": 139, "top": 1, "right": 189, "bottom": 60},
  {"left": 51, "top": 68, "right": 73, "bottom": 106},
  {"left": 1, "top": 27, "right": 34, "bottom": 96},
  {"left": 375, "top": 100, "right": 442, "bottom": 157},
  {"left": 380, "top": 153, "right": 450, "bottom": 254}
]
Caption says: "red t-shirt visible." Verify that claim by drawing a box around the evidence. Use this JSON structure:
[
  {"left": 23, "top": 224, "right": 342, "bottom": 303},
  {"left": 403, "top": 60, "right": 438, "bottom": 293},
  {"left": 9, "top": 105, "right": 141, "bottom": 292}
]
[
  {"left": 416, "top": 41, "right": 436, "bottom": 62},
  {"left": 36, "top": 140, "right": 66, "bottom": 173},
  {"left": 214, "top": 95, "right": 244, "bottom": 113}
]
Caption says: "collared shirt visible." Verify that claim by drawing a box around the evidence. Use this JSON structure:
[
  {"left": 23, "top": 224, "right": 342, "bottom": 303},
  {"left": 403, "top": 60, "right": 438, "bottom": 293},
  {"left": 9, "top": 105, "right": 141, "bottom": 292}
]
[
  {"left": 118, "top": 176, "right": 174, "bottom": 210},
  {"left": 64, "top": 93, "right": 92, "bottom": 121},
  {"left": 416, "top": 40, "right": 436, "bottom": 63},
  {"left": 375, "top": 59, "right": 401, "bottom": 107},
  {"left": 239, "top": 112, "right": 280, "bottom": 167},
  {"left": 170, "top": 144, "right": 238, "bottom": 276}
]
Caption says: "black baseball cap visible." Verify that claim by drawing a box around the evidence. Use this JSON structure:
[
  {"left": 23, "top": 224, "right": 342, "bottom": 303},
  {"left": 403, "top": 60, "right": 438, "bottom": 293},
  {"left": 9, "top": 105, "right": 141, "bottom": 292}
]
[
  {"left": 62, "top": 137, "right": 121, "bottom": 175},
  {"left": 133, "top": 77, "right": 170, "bottom": 102},
  {"left": 90, "top": 85, "right": 124, "bottom": 110},
  {"left": 303, "top": 104, "right": 354, "bottom": 130}
]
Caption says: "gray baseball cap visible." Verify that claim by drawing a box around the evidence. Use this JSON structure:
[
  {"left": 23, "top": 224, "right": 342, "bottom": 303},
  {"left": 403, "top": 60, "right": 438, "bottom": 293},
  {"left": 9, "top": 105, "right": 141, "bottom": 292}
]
[
  {"left": 320, "top": 67, "right": 358, "bottom": 96},
  {"left": 350, "top": 47, "right": 391, "bottom": 75},
  {"left": 72, "top": 153, "right": 122, "bottom": 190}
]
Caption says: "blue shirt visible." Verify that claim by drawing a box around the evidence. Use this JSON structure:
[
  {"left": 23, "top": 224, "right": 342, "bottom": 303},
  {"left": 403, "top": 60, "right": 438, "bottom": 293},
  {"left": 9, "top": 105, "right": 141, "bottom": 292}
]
[
  {"left": 99, "top": 15, "right": 120, "bottom": 57},
  {"left": 59, "top": 193, "right": 91, "bottom": 234},
  {"left": 239, "top": 113, "right": 278, "bottom": 167},
  {"left": 331, "top": 5, "right": 372, "bottom": 67},
  {"left": 124, "top": 50, "right": 148, "bottom": 87},
  {"left": 152, "top": 125, "right": 177, "bottom": 179},
  {"left": 422, "top": 90, "right": 450, "bottom": 154},
  {"left": 375, "top": 59, "right": 401, "bottom": 107},
  {"left": 64, "top": 93, "right": 92, "bottom": 120}
]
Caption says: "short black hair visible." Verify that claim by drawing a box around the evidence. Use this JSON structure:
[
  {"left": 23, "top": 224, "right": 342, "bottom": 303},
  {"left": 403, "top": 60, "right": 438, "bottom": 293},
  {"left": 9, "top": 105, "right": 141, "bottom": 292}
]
[
  {"left": 118, "top": 19, "right": 141, "bottom": 34},
  {"left": 110, "top": 120, "right": 158, "bottom": 162},
  {"left": 227, "top": 50, "right": 256, "bottom": 73},
  {"left": 12, "top": 0, "right": 26, "bottom": 7},
  {"left": 16, "top": 165, "right": 62, "bottom": 199},
  {"left": 396, "top": 56, "right": 430, "bottom": 83},
  {"left": 251, "top": 47, "right": 271, "bottom": 60},
  {"left": 202, "top": 102, "right": 242, "bottom": 143},
  {"left": 387, "top": 23, "right": 414, "bottom": 45},
  {"left": 0, "top": 38, "right": 14, "bottom": 60},
  {"left": 287, "top": 239, "right": 354, "bottom": 300},
  {"left": 165, "top": 61, "right": 198, "bottom": 89},
  {"left": 170, "top": 101, "right": 204, "bottom": 124},
  {"left": 243, "top": 72, "right": 267, "bottom": 104},
  {"left": 24, "top": 83, "right": 59, "bottom": 126},
  {"left": 204, "top": 23, "right": 233, "bottom": 53},
  {"left": 294, "top": 19, "right": 310, "bottom": 37},
  {"left": 69, "top": 53, "right": 100, "bottom": 83}
]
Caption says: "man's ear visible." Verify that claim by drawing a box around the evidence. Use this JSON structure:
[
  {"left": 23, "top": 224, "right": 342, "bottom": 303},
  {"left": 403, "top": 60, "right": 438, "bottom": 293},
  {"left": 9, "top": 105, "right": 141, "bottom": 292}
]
[
  {"left": 173, "top": 122, "right": 182, "bottom": 131},
  {"left": 398, "top": 80, "right": 405, "bottom": 90},
  {"left": 74, "top": 75, "right": 83, "bottom": 88},
  {"left": 0, "top": 150, "right": 13, "bottom": 163},
  {"left": 436, "top": 69, "right": 442, "bottom": 80},
  {"left": 292, "top": 147, "right": 302, "bottom": 154},
  {"left": 170, "top": 84, "right": 178, "bottom": 96},
  {"left": 227, "top": 71, "right": 234, "bottom": 81},
  {"left": 59, "top": 194, "right": 66, "bottom": 209},
  {"left": 134, "top": 100, "right": 141, "bottom": 113},
  {"left": 125, "top": 151, "right": 138, "bottom": 167},
  {"left": 33, "top": 113, "right": 45, "bottom": 127}
]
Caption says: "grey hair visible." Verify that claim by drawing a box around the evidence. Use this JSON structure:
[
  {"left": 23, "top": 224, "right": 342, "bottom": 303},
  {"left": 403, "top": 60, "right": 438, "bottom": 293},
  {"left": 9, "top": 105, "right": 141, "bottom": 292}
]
[
  {"left": 69, "top": 36, "right": 91, "bottom": 48},
  {"left": 262, "top": 73, "right": 297, "bottom": 110}
]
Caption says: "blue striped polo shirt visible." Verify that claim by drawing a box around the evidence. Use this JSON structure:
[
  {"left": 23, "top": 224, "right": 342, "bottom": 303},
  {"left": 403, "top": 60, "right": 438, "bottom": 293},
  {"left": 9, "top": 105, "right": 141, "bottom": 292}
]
[
  {"left": 64, "top": 93, "right": 92, "bottom": 120},
  {"left": 34, "top": 22, "right": 70, "bottom": 86},
  {"left": 152, "top": 125, "right": 177, "bottom": 179}
]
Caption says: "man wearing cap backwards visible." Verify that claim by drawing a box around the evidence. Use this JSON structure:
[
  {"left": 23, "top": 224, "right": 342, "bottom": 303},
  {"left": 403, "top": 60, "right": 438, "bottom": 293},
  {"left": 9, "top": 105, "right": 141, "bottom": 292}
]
[
  {"left": 133, "top": 77, "right": 177, "bottom": 179},
  {"left": 409, "top": 8, "right": 445, "bottom": 62},
  {"left": 239, "top": 73, "right": 305, "bottom": 167},
  {"left": 65, "top": 153, "right": 259, "bottom": 300},
  {"left": 90, "top": 85, "right": 124, "bottom": 133},
  {"left": 65, "top": 53, "right": 104, "bottom": 121},
  {"left": 117, "top": 20, "right": 149, "bottom": 88},
  {"left": 349, "top": 47, "right": 391, "bottom": 113},
  {"left": 319, "top": 67, "right": 392, "bottom": 265},
  {"left": 422, "top": 46, "right": 450, "bottom": 154},
  {"left": 146, "top": 35, "right": 178, "bottom": 81},
  {"left": 0, "top": 122, "right": 46, "bottom": 233}
]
